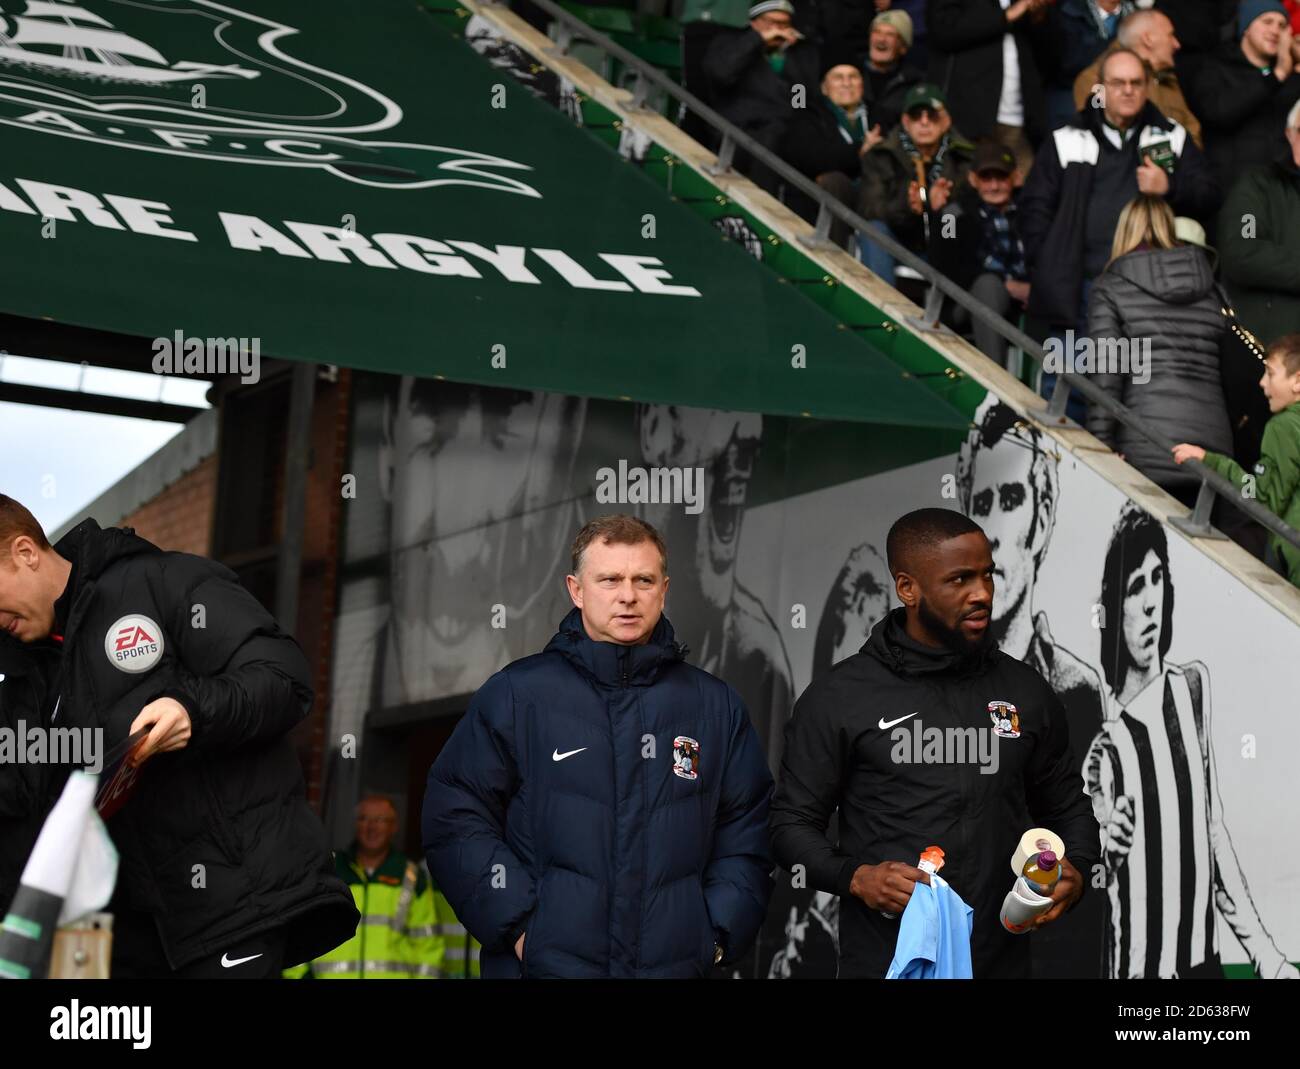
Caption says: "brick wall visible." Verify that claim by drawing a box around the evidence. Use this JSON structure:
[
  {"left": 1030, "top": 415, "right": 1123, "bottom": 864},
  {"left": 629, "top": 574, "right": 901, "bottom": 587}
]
[{"left": 118, "top": 454, "right": 217, "bottom": 555}]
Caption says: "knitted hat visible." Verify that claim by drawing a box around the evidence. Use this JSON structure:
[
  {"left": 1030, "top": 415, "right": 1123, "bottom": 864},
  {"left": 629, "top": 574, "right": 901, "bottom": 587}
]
[
  {"left": 748, "top": 0, "right": 795, "bottom": 18},
  {"left": 871, "top": 10, "right": 914, "bottom": 50},
  {"left": 1236, "top": 0, "right": 1288, "bottom": 40}
]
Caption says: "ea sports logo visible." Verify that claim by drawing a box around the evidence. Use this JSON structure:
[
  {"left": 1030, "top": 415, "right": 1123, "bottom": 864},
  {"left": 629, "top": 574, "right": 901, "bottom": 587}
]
[{"left": 104, "top": 614, "right": 165, "bottom": 674}]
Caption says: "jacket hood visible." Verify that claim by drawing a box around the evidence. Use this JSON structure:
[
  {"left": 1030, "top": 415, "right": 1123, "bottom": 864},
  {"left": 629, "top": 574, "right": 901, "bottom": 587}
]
[
  {"left": 1104, "top": 243, "right": 1216, "bottom": 304},
  {"left": 52, "top": 519, "right": 159, "bottom": 637},
  {"left": 54, "top": 518, "right": 158, "bottom": 583},
  {"left": 861, "top": 607, "right": 995, "bottom": 678},
  {"left": 544, "top": 606, "right": 687, "bottom": 687}
]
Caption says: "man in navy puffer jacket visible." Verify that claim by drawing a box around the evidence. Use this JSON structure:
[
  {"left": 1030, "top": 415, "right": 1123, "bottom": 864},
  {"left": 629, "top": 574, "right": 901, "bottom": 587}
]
[{"left": 423, "top": 514, "right": 774, "bottom": 978}]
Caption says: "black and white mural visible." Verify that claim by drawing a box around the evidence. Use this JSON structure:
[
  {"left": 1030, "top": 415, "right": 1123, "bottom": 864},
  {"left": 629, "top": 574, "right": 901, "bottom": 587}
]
[{"left": 330, "top": 374, "right": 1299, "bottom": 979}]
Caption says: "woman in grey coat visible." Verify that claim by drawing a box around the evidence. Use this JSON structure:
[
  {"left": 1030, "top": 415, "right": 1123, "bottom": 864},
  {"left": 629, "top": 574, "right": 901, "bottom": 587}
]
[{"left": 1085, "top": 196, "right": 1233, "bottom": 505}]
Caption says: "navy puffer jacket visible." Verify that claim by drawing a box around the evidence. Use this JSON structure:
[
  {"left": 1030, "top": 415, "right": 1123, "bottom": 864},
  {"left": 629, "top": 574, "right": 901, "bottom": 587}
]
[{"left": 423, "top": 608, "right": 774, "bottom": 978}]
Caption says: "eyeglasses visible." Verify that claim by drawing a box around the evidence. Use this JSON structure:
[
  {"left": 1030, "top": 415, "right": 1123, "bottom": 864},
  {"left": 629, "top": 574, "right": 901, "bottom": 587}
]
[{"left": 906, "top": 106, "right": 941, "bottom": 123}]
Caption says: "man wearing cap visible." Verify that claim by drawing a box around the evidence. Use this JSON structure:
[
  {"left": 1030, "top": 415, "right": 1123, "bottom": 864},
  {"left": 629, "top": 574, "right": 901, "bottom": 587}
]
[
  {"left": 1189, "top": 0, "right": 1300, "bottom": 192},
  {"left": 1073, "top": 9, "right": 1202, "bottom": 149},
  {"left": 929, "top": 139, "right": 1031, "bottom": 363},
  {"left": 704, "top": 0, "right": 821, "bottom": 192},
  {"left": 781, "top": 58, "right": 877, "bottom": 245},
  {"left": 858, "top": 82, "right": 976, "bottom": 286},
  {"left": 856, "top": 9, "right": 925, "bottom": 136}
]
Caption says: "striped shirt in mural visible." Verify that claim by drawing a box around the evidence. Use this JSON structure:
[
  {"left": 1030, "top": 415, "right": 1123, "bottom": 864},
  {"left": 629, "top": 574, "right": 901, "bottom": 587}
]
[{"left": 1085, "top": 663, "right": 1216, "bottom": 978}]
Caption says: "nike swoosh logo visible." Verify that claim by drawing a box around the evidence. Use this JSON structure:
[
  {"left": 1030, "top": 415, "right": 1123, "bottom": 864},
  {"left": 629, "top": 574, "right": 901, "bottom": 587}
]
[
  {"left": 552, "top": 747, "right": 587, "bottom": 762},
  {"left": 878, "top": 713, "right": 919, "bottom": 730},
  {"left": 221, "top": 952, "right": 264, "bottom": 968}
]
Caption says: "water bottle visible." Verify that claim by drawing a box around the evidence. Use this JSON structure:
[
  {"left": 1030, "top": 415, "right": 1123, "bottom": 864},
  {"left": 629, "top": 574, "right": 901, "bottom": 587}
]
[{"left": 1020, "top": 850, "right": 1061, "bottom": 895}]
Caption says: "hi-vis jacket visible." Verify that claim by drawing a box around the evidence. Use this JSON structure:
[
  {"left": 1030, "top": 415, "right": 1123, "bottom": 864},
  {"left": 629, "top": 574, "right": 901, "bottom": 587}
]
[{"left": 287, "top": 848, "right": 479, "bottom": 978}]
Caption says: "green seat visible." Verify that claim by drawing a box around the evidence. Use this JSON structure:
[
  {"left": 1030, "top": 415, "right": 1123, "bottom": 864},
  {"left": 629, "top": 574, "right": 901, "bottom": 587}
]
[
  {"left": 558, "top": 1, "right": 638, "bottom": 36},
  {"left": 619, "top": 35, "right": 682, "bottom": 72},
  {"left": 640, "top": 14, "right": 683, "bottom": 43}
]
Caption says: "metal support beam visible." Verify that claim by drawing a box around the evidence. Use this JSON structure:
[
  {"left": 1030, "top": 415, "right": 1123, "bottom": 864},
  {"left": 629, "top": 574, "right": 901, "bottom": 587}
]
[
  {"left": 274, "top": 361, "right": 316, "bottom": 631},
  {"left": 1040, "top": 373, "right": 1080, "bottom": 428},
  {"left": 796, "top": 202, "right": 835, "bottom": 251},
  {"left": 704, "top": 133, "right": 735, "bottom": 176},
  {"left": 0, "top": 381, "right": 203, "bottom": 423},
  {"left": 1170, "top": 480, "right": 1229, "bottom": 541}
]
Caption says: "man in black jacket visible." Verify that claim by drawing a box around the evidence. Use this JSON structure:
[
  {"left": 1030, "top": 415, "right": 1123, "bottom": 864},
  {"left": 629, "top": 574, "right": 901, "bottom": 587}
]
[
  {"left": 1019, "top": 48, "right": 1219, "bottom": 334},
  {"left": 705, "top": 0, "right": 821, "bottom": 192},
  {"left": 781, "top": 57, "right": 872, "bottom": 244},
  {"left": 770, "top": 508, "right": 1101, "bottom": 978},
  {"left": 0, "top": 634, "right": 62, "bottom": 913},
  {"left": 0, "top": 495, "right": 357, "bottom": 977},
  {"left": 926, "top": 0, "right": 1057, "bottom": 175},
  {"left": 1187, "top": 0, "right": 1300, "bottom": 195}
]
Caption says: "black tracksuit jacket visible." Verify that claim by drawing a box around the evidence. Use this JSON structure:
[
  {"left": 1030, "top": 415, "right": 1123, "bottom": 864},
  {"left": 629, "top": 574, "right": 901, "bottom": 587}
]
[{"left": 770, "top": 609, "right": 1101, "bottom": 978}]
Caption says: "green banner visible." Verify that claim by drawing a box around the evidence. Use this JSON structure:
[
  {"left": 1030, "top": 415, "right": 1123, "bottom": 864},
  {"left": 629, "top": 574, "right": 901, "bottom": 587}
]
[{"left": 0, "top": 0, "right": 963, "bottom": 427}]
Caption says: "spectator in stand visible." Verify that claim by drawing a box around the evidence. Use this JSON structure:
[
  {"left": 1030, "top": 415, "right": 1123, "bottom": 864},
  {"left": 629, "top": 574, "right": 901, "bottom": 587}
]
[
  {"left": 782, "top": 58, "right": 879, "bottom": 246},
  {"left": 680, "top": 0, "right": 754, "bottom": 146},
  {"left": 705, "top": 0, "right": 822, "bottom": 193},
  {"left": 858, "top": 82, "right": 975, "bottom": 286},
  {"left": 1019, "top": 46, "right": 1219, "bottom": 411},
  {"left": 1219, "top": 99, "right": 1300, "bottom": 383},
  {"left": 1046, "top": 0, "right": 1136, "bottom": 132},
  {"left": 856, "top": 9, "right": 925, "bottom": 135},
  {"left": 1189, "top": 0, "right": 1300, "bottom": 193},
  {"left": 1085, "top": 196, "right": 1233, "bottom": 507},
  {"left": 1074, "top": 9, "right": 1203, "bottom": 147},
  {"left": 1174, "top": 333, "right": 1300, "bottom": 588},
  {"left": 930, "top": 140, "right": 1031, "bottom": 364},
  {"left": 926, "top": 0, "right": 1056, "bottom": 177}
]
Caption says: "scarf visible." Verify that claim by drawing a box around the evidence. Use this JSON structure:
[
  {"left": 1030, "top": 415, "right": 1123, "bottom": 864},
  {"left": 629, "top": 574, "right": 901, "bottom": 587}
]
[
  {"left": 826, "top": 98, "right": 867, "bottom": 146},
  {"left": 898, "top": 127, "right": 950, "bottom": 187}
]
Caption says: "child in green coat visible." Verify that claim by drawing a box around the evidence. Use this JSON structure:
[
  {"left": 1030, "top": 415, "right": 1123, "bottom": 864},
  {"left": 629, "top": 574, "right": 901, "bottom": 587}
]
[{"left": 1174, "top": 333, "right": 1300, "bottom": 588}]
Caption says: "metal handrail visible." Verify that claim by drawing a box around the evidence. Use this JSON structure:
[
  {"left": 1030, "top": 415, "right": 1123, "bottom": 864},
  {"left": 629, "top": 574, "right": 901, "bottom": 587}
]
[{"left": 481, "top": 0, "right": 1300, "bottom": 556}]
